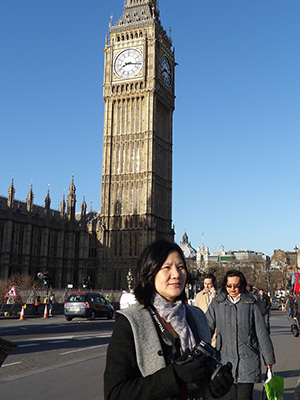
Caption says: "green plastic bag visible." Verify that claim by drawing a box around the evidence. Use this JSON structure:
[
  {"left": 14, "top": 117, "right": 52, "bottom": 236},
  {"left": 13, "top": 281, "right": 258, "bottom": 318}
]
[{"left": 263, "top": 369, "right": 284, "bottom": 400}]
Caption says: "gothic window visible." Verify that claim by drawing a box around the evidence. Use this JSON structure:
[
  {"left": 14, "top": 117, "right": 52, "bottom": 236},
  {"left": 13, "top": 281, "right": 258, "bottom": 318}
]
[
  {"left": 135, "top": 232, "right": 138, "bottom": 256},
  {"left": 114, "top": 233, "right": 118, "bottom": 257},
  {"left": 131, "top": 147, "right": 135, "bottom": 172},
  {"left": 89, "top": 234, "right": 97, "bottom": 258},
  {"left": 129, "top": 234, "right": 132, "bottom": 256},
  {"left": 136, "top": 186, "right": 140, "bottom": 213},
  {"left": 116, "top": 188, "right": 120, "bottom": 214},
  {"left": 32, "top": 227, "right": 42, "bottom": 256},
  {"left": 75, "top": 232, "right": 80, "bottom": 259},
  {"left": 118, "top": 101, "right": 122, "bottom": 134},
  {"left": 124, "top": 100, "right": 127, "bottom": 133},
  {"left": 117, "top": 148, "right": 121, "bottom": 174},
  {"left": 121, "top": 188, "right": 124, "bottom": 214},
  {"left": 130, "top": 187, "right": 134, "bottom": 213},
  {"left": 119, "top": 233, "right": 122, "bottom": 257},
  {"left": 17, "top": 225, "right": 24, "bottom": 255},
  {"left": 131, "top": 98, "right": 135, "bottom": 132},
  {"left": 135, "top": 97, "right": 139, "bottom": 132},
  {"left": 136, "top": 145, "right": 140, "bottom": 172},
  {"left": 122, "top": 148, "right": 125, "bottom": 173}
]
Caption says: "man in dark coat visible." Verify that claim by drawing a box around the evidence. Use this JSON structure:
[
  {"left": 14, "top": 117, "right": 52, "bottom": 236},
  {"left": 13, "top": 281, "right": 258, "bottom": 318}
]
[{"left": 257, "top": 289, "right": 271, "bottom": 332}]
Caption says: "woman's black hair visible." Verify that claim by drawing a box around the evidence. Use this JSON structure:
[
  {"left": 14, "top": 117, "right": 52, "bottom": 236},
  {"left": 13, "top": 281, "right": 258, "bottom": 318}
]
[
  {"left": 134, "top": 239, "right": 188, "bottom": 307},
  {"left": 220, "top": 269, "right": 248, "bottom": 294}
]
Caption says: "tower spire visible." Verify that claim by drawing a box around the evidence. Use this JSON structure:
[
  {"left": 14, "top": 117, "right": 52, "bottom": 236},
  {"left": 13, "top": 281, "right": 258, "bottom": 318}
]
[
  {"left": 81, "top": 194, "right": 87, "bottom": 220},
  {"left": 60, "top": 189, "right": 66, "bottom": 219},
  {"left": 7, "top": 174, "right": 15, "bottom": 208},
  {"left": 44, "top": 184, "right": 51, "bottom": 214},
  {"left": 26, "top": 179, "right": 34, "bottom": 212},
  {"left": 67, "top": 171, "right": 76, "bottom": 220}
]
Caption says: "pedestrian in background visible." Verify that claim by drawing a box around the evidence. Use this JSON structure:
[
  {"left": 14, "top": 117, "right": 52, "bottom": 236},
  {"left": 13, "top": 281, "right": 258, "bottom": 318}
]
[
  {"left": 257, "top": 288, "right": 271, "bottom": 333},
  {"left": 195, "top": 272, "right": 217, "bottom": 347},
  {"left": 49, "top": 293, "right": 55, "bottom": 316},
  {"left": 194, "top": 273, "right": 217, "bottom": 313},
  {"left": 34, "top": 295, "right": 40, "bottom": 315},
  {"left": 206, "top": 269, "right": 275, "bottom": 400},
  {"left": 285, "top": 293, "right": 294, "bottom": 320},
  {"left": 104, "top": 240, "right": 233, "bottom": 400}
]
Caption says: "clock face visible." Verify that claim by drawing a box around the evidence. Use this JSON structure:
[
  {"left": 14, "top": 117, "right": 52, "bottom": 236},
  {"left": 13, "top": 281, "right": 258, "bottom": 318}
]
[
  {"left": 114, "top": 48, "right": 143, "bottom": 79},
  {"left": 161, "top": 55, "right": 172, "bottom": 87}
]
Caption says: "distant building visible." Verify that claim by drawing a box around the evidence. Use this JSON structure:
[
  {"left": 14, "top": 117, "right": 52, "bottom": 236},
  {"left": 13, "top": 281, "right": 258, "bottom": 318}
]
[
  {"left": 179, "top": 231, "right": 197, "bottom": 260},
  {"left": 0, "top": 176, "right": 102, "bottom": 289},
  {"left": 197, "top": 244, "right": 269, "bottom": 272},
  {"left": 271, "top": 248, "right": 298, "bottom": 273}
]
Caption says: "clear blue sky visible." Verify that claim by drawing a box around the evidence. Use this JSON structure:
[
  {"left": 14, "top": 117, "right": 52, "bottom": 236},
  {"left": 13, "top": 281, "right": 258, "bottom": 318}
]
[{"left": 1, "top": 0, "right": 300, "bottom": 257}]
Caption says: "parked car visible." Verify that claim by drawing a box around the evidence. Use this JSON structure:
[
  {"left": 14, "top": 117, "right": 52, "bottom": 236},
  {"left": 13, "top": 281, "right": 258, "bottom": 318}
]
[
  {"left": 271, "top": 297, "right": 282, "bottom": 310},
  {"left": 64, "top": 292, "right": 114, "bottom": 321}
]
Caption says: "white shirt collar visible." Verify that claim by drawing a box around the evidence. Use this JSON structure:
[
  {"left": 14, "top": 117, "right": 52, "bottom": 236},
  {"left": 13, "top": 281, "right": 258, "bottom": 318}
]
[{"left": 227, "top": 293, "right": 241, "bottom": 304}]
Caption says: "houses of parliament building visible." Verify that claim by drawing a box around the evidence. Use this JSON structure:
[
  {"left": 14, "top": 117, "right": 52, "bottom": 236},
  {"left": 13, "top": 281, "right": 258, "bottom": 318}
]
[{"left": 0, "top": 0, "right": 176, "bottom": 290}]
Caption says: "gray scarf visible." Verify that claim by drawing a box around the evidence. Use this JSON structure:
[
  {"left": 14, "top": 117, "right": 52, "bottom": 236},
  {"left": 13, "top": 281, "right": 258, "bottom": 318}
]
[{"left": 152, "top": 292, "right": 196, "bottom": 353}]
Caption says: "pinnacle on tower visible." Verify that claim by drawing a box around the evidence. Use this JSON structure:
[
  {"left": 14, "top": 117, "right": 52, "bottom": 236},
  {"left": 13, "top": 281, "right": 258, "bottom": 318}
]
[
  {"left": 81, "top": 194, "right": 87, "bottom": 219},
  {"left": 44, "top": 184, "right": 51, "bottom": 213},
  {"left": 60, "top": 190, "right": 66, "bottom": 219},
  {"left": 67, "top": 171, "right": 76, "bottom": 220},
  {"left": 7, "top": 174, "right": 15, "bottom": 208},
  {"left": 26, "top": 180, "right": 34, "bottom": 212}
]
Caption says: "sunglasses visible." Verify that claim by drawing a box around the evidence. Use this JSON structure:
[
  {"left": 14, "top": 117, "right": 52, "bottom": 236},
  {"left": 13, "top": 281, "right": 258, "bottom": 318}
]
[{"left": 226, "top": 284, "right": 240, "bottom": 289}]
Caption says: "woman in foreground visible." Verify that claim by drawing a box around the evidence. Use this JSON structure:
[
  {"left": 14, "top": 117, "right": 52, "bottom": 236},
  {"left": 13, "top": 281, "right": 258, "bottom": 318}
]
[{"left": 104, "top": 240, "right": 233, "bottom": 400}]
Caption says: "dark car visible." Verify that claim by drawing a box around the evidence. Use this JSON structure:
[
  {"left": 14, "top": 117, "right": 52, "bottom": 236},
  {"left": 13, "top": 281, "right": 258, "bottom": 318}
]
[{"left": 64, "top": 292, "right": 114, "bottom": 321}]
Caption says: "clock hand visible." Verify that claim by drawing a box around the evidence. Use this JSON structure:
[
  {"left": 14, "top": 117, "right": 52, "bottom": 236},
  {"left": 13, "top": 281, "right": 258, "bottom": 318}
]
[{"left": 123, "top": 61, "right": 142, "bottom": 66}]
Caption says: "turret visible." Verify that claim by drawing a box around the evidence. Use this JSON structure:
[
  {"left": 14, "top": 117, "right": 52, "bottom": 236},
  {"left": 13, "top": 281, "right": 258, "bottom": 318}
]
[
  {"left": 81, "top": 194, "right": 87, "bottom": 221},
  {"left": 67, "top": 172, "right": 76, "bottom": 221},
  {"left": 60, "top": 190, "right": 66, "bottom": 219},
  {"left": 44, "top": 185, "right": 51, "bottom": 214},
  {"left": 7, "top": 175, "right": 15, "bottom": 208},
  {"left": 26, "top": 180, "right": 34, "bottom": 212}
]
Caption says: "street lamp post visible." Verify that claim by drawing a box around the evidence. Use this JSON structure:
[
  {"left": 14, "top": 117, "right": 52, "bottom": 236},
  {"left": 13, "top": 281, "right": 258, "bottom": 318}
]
[{"left": 126, "top": 268, "right": 133, "bottom": 291}]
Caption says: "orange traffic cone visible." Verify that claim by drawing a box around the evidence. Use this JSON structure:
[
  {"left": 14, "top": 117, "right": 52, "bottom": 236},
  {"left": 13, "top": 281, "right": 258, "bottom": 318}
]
[
  {"left": 19, "top": 306, "right": 25, "bottom": 320},
  {"left": 43, "top": 304, "right": 48, "bottom": 318}
]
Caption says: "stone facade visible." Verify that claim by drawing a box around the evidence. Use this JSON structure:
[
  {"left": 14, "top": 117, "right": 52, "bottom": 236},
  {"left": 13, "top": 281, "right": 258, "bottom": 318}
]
[
  {"left": 98, "top": 0, "right": 175, "bottom": 288},
  {"left": 0, "top": 177, "right": 100, "bottom": 289}
]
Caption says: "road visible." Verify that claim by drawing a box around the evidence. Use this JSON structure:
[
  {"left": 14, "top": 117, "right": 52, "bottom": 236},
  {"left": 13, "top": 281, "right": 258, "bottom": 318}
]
[
  {"left": 0, "top": 315, "right": 113, "bottom": 400},
  {"left": 0, "top": 311, "right": 299, "bottom": 399}
]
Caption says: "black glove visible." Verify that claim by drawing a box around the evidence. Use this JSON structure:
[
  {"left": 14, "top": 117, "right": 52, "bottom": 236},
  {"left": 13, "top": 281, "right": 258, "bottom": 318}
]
[
  {"left": 173, "top": 349, "right": 206, "bottom": 384},
  {"left": 209, "top": 362, "right": 234, "bottom": 398}
]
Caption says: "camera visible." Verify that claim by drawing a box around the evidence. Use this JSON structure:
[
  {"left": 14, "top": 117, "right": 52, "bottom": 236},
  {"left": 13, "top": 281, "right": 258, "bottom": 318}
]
[{"left": 176, "top": 340, "right": 229, "bottom": 381}]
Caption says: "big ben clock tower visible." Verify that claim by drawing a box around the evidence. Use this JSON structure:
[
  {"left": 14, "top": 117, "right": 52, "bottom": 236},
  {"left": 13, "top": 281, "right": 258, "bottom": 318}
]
[{"left": 99, "top": 0, "right": 175, "bottom": 289}]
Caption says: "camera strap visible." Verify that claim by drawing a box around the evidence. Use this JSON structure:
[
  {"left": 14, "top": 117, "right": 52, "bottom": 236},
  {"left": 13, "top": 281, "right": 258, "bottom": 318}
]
[{"left": 148, "top": 305, "right": 175, "bottom": 348}]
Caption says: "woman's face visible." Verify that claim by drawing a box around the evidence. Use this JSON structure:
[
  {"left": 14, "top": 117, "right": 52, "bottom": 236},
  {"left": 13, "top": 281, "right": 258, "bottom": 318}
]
[
  {"left": 154, "top": 251, "right": 187, "bottom": 302},
  {"left": 226, "top": 276, "right": 241, "bottom": 299}
]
